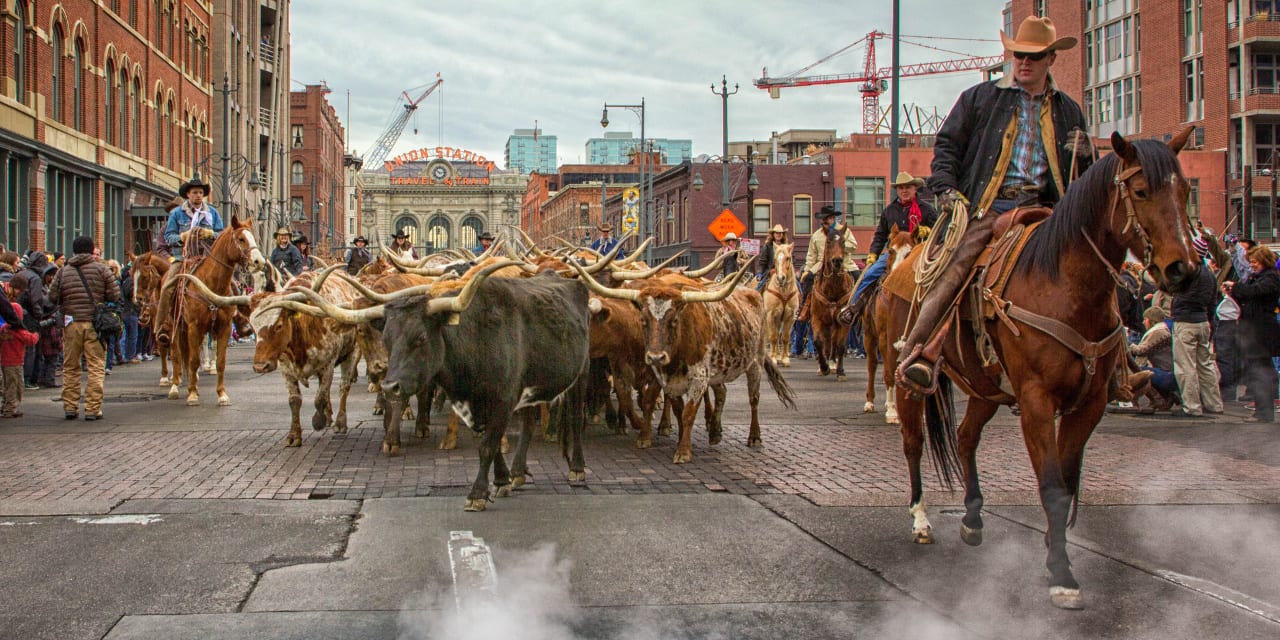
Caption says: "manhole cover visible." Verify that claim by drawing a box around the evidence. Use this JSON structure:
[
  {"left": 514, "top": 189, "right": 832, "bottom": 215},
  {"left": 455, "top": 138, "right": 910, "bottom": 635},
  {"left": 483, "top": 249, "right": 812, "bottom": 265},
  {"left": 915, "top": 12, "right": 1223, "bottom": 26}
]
[{"left": 104, "top": 393, "right": 167, "bottom": 403}]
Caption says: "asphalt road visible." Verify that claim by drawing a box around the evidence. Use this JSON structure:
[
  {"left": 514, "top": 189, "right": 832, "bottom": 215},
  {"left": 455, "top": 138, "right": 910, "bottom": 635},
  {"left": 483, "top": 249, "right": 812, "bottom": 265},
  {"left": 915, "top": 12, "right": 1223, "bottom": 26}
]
[{"left": 0, "top": 345, "right": 1276, "bottom": 639}]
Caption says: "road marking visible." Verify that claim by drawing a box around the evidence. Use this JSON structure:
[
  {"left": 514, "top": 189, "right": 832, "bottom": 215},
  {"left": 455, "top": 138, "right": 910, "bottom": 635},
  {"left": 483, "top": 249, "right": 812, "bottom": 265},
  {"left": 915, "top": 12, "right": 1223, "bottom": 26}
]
[
  {"left": 448, "top": 530, "right": 497, "bottom": 613},
  {"left": 1155, "top": 570, "right": 1280, "bottom": 624},
  {"left": 0, "top": 521, "right": 39, "bottom": 526},
  {"left": 69, "top": 515, "right": 164, "bottom": 525}
]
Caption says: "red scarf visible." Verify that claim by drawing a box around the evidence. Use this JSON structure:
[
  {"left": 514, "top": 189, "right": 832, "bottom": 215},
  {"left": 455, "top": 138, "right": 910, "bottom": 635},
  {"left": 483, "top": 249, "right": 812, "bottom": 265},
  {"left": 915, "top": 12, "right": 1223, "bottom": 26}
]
[{"left": 905, "top": 198, "right": 921, "bottom": 233}]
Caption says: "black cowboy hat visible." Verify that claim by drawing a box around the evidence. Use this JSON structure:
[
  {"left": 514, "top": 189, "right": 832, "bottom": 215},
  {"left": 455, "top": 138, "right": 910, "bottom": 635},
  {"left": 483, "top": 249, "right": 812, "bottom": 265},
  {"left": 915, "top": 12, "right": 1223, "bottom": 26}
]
[
  {"left": 816, "top": 205, "right": 841, "bottom": 219},
  {"left": 478, "top": 231, "right": 495, "bottom": 241},
  {"left": 179, "top": 176, "right": 210, "bottom": 198},
  {"left": 391, "top": 229, "right": 411, "bottom": 239},
  {"left": 352, "top": 235, "right": 368, "bottom": 244},
  {"left": 293, "top": 234, "right": 310, "bottom": 246}
]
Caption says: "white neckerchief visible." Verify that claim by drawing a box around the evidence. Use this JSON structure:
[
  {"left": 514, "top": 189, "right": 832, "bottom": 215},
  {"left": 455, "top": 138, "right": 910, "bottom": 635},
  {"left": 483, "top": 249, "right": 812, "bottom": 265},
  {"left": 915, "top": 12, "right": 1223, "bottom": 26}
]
[{"left": 186, "top": 202, "right": 210, "bottom": 232}]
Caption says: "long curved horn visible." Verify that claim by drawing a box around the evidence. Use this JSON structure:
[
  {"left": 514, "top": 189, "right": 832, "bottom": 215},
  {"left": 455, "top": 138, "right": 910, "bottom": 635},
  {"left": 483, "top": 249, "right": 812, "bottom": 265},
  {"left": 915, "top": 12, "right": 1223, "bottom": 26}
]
[
  {"left": 459, "top": 248, "right": 478, "bottom": 260},
  {"left": 580, "top": 240, "right": 624, "bottom": 274},
  {"left": 516, "top": 227, "right": 548, "bottom": 258},
  {"left": 610, "top": 249, "right": 687, "bottom": 281},
  {"left": 310, "top": 263, "right": 345, "bottom": 291},
  {"left": 424, "top": 259, "right": 522, "bottom": 316},
  {"left": 328, "top": 271, "right": 431, "bottom": 304},
  {"left": 177, "top": 274, "right": 250, "bottom": 307},
  {"left": 263, "top": 297, "right": 386, "bottom": 324},
  {"left": 614, "top": 237, "right": 652, "bottom": 265},
  {"left": 382, "top": 245, "right": 432, "bottom": 268},
  {"left": 476, "top": 238, "right": 505, "bottom": 261},
  {"left": 681, "top": 255, "right": 758, "bottom": 303},
  {"left": 567, "top": 261, "right": 641, "bottom": 301},
  {"left": 310, "top": 254, "right": 330, "bottom": 269},
  {"left": 683, "top": 251, "right": 731, "bottom": 279}
]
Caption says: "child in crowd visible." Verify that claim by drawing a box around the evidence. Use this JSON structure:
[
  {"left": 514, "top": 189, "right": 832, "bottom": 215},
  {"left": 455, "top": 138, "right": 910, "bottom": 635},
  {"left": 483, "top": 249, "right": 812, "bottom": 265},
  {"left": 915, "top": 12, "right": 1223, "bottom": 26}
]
[{"left": 0, "top": 280, "right": 40, "bottom": 418}]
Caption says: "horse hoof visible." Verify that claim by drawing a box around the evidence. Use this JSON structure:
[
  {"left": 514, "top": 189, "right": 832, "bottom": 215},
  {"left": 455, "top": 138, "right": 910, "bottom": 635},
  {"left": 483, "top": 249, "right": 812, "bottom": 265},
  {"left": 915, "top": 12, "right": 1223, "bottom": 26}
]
[
  {"left": 186, "top": 394, "right": 200, "bottom": 406},
  {"left": 367, "top": 382, "right": 378, "bottom": 393},
  {"left": 284, "top": 436, "right": 301, "bottom": 448},
  {"left": 217, "top": 394, "right": 231, "bottom": 406},
  {"left": 781, "top": 357, "right": 791, "bottom": 367},
  {"left": 818, "top": 370, "right": 830, "bottom": 376},
  {"left": 511, "top": 475, "right": 527, "bottom": 489},
  {"left": 672, "top": 451, "right": 692, "bottom": 464},
  {"left": 913, "top": 527, "right": 934, "bottom": 544},
  {"left": 415, "top": 426, "right": 428, "bottom": 438},
  {"left": 708, "top": 432, "right": 722, "bottom": 446},
  {"left": 836, "top": 374, "right": 847, "bottom": 382},
  {"left": 494, "top": 484, "right": 513, "bottom": 498},
  {"left": 372, "top": 407, "right": 384, "bottom": 416},
  {"left": 748, "top": 437, "right": 762, "bottom": 448},
  {"left": 863, "top": 402, "right": 875, "bottom": 413},
  {"left": 960, "top": 523, "right": 983, "bottom": 546},
  {"left": 463, "top": 499, "right": 488, "bottom": 512},
  {"left": 333, "top": 423, "right": 348, "bottom": 434},
  {"left": 1050, "top": 586, "right": 1084, "bottom": 610},
  {"left": 568, "top": 470, "right": 586, "bottom": 482},
  {"left": 636, "top": 438, "right": 652, "bottom": 449},
  {"left": 381, "top": 442, "right": 400, "bottom": 456},
  {"left": 658, "top": 426, "right": 672, "bottom": 437},
  {"left": 437, "top": 438, "right": 457, "bottom": 450},
  {"left": 159, "top": 377, "right": 170, "bottom": 386},
  {"left": 167, "top": 386, "right": 179, "bottom": 400}
]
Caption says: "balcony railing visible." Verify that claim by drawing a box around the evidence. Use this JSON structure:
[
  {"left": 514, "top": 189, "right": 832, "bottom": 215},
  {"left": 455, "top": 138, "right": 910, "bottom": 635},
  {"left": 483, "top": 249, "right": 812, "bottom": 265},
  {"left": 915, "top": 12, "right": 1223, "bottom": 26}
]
[
  {"left": 259, "top": 40, "right": 275, "bottom": 65},
  {"left": 1248, "top": 86, "right": 1280, "bottom": 95},
  {"left": 259, "top": 106, "right": 273, "bottom": 129},
  {"left": 1247, "top": 12, "right": 1280, "bottom": 23}
]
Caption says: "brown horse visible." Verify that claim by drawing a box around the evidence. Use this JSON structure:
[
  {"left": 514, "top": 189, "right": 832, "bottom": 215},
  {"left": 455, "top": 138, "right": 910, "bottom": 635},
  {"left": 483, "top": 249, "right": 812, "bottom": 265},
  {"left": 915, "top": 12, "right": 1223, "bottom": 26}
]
[
  {"left": 805, "top": 227, "right": 854, "bottom": 380},
  {"left": 168, "top": 216, "right": 267, "bottom": 405},
  {"left": 882, "top": 131, "right": 1198, "bottom": 609},
  {"left": 862, "top": 225, "right": 915, "bottom": 423},
  {"left": 132, "top": 251, "right": 175, "bottom": 385},
  {"left": 762, "top": 243, "right": 798, "bottom": 368}
]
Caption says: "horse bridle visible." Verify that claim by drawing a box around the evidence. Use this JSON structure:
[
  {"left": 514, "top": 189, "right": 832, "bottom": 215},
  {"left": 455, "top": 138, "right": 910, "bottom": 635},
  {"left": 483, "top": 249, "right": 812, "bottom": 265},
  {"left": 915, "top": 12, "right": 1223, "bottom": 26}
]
[{"left": 1082, "top": 163, "right": 1158, "bottom": 296}]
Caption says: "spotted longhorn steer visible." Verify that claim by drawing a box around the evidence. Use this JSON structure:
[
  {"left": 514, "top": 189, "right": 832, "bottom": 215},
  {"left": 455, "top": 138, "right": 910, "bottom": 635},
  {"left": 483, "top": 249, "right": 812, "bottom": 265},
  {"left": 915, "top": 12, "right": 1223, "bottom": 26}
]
[{"left": 576, "top": 259, "right": 797, "bottom": 463}]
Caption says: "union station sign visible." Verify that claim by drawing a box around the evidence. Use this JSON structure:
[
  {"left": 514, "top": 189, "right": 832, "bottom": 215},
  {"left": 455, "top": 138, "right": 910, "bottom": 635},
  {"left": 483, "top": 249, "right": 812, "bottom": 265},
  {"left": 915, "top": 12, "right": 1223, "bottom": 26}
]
[{"left": 383, "top": 146, "right": 498, "bottom": 186}]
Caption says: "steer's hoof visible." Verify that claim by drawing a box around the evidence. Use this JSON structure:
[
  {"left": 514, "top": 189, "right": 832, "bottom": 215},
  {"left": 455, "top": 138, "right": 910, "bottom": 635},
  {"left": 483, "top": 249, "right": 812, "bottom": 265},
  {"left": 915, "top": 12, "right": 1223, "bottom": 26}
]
[
  {"left": 708, "top": 431, "right": 722, "bottom": 446},
  {"left": 284, "top": 436, "right": 301, "bottom": 447},
  {"left": 818, "top": 369, "right": 830, "bottom": 376},
  {"left": 837, "top": 374, "right": 847, "bottom": 382},
  {"left": 960, "top": 523, "right": 983, "bottom": 546},
  {"left": 367, "top": 382, "right": 378, "bottom": 393},
  {"left": 381, "top": 442, "right": 400, "bottom": 456},
  {"left": 167, "top": 385, "right": 180, "bottom": 400},
  {"left": 217, "top": 394, "right": 231, "bottom": 406},
  {"left": 511, "top": 475, "right": 527, "bottom": 489},
  {"left": 372, "top": 406, "right": 384, "bottom": 416},
  {"left": 913, "top": 526, "right": 934, "bottom": 545},
  {"left": 186, "top": 394, "right": 200, "bottom": 406},
  {"left": 463, "top": 499, "right": 488, "bottom": 512},
  {"left": 748, "top": 436, "right": 762, "bottom": 448},
  {"left": 657, "top": 426, "right": 672, "bottom": 437},
  {"left": 636, "top": 438, "right": 652, "bottom": 449},
  {"left": 1049, "top": 586, "right": 1084, "bottom": 610},
  {"left": 494, "top": 484, "right": 513, "bottom": 498},
  {"left": 333, "top": 423, "right": 348, "bottom": 434},
  {"left": 437, "top": 436, "right": 457, "bottom": 450},
  {"left": 673, "top": 451, "right": 692, "bottom": 464},
  {"left": 568, "top": 470, "right": 586, "bottom": 482}
]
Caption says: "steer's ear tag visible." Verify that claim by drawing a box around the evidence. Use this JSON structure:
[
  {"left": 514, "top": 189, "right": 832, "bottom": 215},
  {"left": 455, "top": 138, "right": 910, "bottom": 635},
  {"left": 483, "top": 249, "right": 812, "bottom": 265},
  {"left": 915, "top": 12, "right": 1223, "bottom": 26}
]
[{"left": 446, "top": 312, "right": 461, "bottom": 325}]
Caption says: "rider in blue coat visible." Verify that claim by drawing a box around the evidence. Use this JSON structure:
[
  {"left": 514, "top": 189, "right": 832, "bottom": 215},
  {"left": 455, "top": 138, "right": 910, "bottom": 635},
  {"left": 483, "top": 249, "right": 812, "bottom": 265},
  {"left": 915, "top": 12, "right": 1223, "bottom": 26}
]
[
  {"left": 589, "top": 223, "right": 626, "bottom": 259},
  {"left": 156, "top": 176, "right": 224, "bottom": 345}
]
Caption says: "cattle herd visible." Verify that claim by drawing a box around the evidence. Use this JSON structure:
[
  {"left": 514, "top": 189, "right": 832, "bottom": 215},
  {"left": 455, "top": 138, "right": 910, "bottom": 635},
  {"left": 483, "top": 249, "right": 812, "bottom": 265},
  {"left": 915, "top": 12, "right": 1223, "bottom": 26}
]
[{"left": 134, "top": 235, "right": 797, "bottom": 511}]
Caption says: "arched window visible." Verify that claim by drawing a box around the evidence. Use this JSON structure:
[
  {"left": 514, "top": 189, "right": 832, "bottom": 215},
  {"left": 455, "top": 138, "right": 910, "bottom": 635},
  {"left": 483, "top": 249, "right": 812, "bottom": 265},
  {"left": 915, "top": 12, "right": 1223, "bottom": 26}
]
[
  {"left": 50, "top": 26, "right": 63, "bottom": 121},
  {"left": 13, "top": 3, "right": 26, "bottom": 100},
  {"left": 291, "top": 161, "right": 304, "bottom": 184},
  {"left": 426, "top": 215, "right": 451, "bottom": 250},
  {"left": 131, "top": 78, "right": 141, "bottom": 153},
  {"left": 155, "top": 92, "right": 165, "bottom": 166},
  {"left": 166, "top": 99, "right": 175, "bottom": 168},
  {"left": 153, "top": 1, "right": 162, "bottom": 45},
  {"left": 118, "top": 68, "right": 129, "bottom": 150},
  {"left": 72, "top": 39, "right": 84, "bottom": 130},
  {"left": 395, "top": 216, "right": 421, "bottom": 247},
  {"left": 104, "top": 60, "right": 114, "bottom": 143},
  {"left": 459, "top": 216, "right": 484, "bottom": 249}
]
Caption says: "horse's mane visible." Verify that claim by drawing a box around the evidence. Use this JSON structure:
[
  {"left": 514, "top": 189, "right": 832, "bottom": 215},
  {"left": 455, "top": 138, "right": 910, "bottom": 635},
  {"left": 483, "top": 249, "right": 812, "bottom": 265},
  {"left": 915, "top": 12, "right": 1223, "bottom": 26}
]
[{"left": 1018, "top": 139, "right": 1184, "bottom": 278}]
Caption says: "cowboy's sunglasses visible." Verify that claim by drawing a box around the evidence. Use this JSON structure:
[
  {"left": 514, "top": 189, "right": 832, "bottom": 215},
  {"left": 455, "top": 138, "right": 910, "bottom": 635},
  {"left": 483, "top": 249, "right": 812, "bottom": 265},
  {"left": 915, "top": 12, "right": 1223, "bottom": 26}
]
[{"left": 1012, "top": 50, "right": 1050, "bottom": 61}]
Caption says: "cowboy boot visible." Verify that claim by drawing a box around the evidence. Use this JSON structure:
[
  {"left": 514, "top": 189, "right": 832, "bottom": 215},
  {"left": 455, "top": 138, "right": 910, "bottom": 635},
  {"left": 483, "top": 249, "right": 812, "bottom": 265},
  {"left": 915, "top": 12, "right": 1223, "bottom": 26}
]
[
  {"left": 838, "top": 287, "right": 873, "bottom": 326},
  {"left": 898, "top": 214, "right": 998, "bottom": 391},
  {"left": 796, "top": 272, "right": 815, "bottom": 323}
]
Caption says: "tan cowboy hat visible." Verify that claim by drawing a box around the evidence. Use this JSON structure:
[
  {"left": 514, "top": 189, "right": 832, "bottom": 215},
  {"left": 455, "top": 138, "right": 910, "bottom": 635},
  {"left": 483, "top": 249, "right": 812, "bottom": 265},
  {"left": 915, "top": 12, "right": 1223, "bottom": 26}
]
[
  {"left": 891, "top": 171, "right": 925, "bottom": 188},
  {"left": 597, "top": 223, "right": 614, "bottom": 233},
  {"left": 769, "top": 224, "right": 786, "bottom": 234},
  {"left": 722, "top": 232, "right": 739, "bottom": 242},
  {"left": 274, "top": 226, "right": 292, "bottom": 237},
  {"left": 1001, "top": 16, "right": 1077, "bottom": 54}
]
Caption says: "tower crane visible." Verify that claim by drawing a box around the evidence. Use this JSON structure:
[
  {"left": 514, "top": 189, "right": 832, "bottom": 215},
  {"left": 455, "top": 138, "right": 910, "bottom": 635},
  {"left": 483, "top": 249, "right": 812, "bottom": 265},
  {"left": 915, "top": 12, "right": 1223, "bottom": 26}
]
[
  {"left": 756, "top": 32, "right": 1002, "bottom": 134},
  {"left": 366, "top": 73, "right": 443, "bottom": 170}
]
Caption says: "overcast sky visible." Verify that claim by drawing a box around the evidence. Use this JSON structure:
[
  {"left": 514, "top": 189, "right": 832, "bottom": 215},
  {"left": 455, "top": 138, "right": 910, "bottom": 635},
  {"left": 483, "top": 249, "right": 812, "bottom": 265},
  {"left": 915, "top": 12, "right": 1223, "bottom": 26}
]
[{"left": 290, "top": 1, "right": 1007, "bottom": 169}]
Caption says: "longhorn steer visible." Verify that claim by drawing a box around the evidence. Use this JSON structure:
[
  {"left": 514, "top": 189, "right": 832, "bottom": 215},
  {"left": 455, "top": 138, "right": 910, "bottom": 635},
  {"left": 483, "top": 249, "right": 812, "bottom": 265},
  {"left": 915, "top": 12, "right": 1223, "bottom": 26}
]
[{"left": 576, "top": 260, "right": 797, "bottom": 463}]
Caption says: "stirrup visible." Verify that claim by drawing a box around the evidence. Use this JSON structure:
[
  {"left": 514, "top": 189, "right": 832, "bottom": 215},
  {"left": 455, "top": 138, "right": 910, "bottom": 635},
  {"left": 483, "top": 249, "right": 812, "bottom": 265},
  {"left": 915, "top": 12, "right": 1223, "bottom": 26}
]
[{"left": 896, "top": 345, "right": 941, "bottom": 396}]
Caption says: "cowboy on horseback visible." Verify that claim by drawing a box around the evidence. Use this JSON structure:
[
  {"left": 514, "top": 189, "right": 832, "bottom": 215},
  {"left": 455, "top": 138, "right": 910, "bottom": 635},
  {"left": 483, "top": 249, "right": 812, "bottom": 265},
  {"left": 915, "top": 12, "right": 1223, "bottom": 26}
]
[
  {"left": 896, "top": 15, "right": 1094, "bottom": 393},
  {"left": 840, "top": 172, "right": 938, "bottom": 325},
  {"left": 155, "top": 176, "right": 224, "bottom": 346},
  {"left": 797, "top": 206, "right": 854, "bottom": 322}
]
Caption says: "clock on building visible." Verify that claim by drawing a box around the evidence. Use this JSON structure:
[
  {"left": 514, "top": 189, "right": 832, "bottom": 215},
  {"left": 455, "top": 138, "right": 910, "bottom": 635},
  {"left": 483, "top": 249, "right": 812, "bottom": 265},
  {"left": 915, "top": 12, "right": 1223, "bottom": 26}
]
[{"left": 431, "top": 164, "right": 449, "bottom": 180}]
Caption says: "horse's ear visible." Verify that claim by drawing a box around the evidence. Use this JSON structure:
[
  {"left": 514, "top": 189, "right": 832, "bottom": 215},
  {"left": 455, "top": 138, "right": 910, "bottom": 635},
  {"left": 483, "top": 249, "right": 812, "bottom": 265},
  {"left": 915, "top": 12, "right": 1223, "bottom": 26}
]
[
  {"left": 1168, "top": 125, "right": 1195, "bottom": 154},
  {"left": 229, "top": 214, "right": 240, "bottom": 228},
  {"left": 1111, "top": 132, "right": 1137, "bottom": 162},
  {"left": 890, "top": 223, "right": 900, "bottom": 235}
]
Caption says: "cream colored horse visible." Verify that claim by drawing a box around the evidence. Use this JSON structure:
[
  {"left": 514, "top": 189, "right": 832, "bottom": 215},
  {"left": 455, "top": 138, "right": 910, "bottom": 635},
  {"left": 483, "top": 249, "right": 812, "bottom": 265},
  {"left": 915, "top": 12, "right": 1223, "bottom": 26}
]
[{"left": 762, "top": 243, "right": 799, "bottom": 367}]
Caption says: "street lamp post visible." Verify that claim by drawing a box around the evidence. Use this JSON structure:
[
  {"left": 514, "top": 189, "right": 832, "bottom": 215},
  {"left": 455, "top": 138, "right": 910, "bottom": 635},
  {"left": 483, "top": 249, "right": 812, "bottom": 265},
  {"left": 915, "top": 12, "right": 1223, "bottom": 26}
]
[
  {"left": 711, "top": 76, "right": 738, "bottom": 209},
  {"left": 601, "top": 98, "right": 651, "bottom": 263}
]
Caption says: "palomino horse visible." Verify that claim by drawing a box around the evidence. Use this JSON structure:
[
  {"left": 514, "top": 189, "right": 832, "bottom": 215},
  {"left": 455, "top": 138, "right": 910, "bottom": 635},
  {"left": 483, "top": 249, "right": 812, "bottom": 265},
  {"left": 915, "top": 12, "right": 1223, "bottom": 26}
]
[
  {"left": 861, "top": 225, "right": 915, "bottom": 423},
  {"left": 761, "top": 243, "right": 798, "bottom": 367},
  {"left": 805, "top": 226, "right": 854, "bottom": 380},
  {"left": 169, "top": 216, "right": 267, "bottom": 405},
  {"left": 882, "top": 131, "right": 1197, "bottom": 609}
]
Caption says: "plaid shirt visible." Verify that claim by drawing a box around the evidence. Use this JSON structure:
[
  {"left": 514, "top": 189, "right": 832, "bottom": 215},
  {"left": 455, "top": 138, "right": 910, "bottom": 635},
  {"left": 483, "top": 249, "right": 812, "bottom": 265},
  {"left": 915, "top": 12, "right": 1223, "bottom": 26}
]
[{"left": 1002, "top": 88, "right": 1050, "bottom": 192}]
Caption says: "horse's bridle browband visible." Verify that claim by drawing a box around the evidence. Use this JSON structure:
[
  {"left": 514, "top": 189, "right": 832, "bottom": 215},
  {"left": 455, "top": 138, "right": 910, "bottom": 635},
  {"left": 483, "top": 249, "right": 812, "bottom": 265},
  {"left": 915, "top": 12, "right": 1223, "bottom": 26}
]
[{"left": 1081, "top": 163, "right": 1156, "bottom": 297}]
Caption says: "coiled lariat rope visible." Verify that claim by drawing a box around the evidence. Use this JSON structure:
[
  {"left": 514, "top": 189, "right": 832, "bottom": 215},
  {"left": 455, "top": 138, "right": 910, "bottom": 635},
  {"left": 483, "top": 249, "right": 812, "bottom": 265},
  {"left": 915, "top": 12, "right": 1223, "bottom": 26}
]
[{"left": 913, "top": 200, "right": 969, "bottom": 297}]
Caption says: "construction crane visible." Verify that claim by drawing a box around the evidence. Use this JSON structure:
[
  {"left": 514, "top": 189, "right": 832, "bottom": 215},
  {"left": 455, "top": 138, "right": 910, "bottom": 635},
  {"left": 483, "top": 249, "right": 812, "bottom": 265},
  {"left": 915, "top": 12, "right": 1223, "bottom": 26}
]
[
  {"left": 756, "top": 32, "right": 1003, "bottom": 134},
  {"left": 366, "top": 74, "right": 443, "bottom": 170}
]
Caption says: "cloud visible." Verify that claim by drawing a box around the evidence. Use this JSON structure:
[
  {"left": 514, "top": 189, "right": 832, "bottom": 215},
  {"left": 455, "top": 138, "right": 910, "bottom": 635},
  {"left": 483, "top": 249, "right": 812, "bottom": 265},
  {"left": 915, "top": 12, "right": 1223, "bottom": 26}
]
[{"left": 292, "top": 1, "right": 1005, "bottom": 167}]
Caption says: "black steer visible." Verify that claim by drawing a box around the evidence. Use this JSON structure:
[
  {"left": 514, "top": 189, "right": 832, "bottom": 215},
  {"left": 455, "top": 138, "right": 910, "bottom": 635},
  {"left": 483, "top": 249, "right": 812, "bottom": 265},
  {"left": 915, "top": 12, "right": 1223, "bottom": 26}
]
[{"left": 381, "top": 268, "right": 591, "bottom": 511}]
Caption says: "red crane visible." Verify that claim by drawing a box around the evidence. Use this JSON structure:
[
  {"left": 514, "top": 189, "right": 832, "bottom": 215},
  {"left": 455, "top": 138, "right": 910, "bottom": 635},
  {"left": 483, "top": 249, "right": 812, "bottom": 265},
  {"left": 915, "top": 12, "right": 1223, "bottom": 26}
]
[{"left": 756, "top": 31, "right": 1003, "bottom": 134}]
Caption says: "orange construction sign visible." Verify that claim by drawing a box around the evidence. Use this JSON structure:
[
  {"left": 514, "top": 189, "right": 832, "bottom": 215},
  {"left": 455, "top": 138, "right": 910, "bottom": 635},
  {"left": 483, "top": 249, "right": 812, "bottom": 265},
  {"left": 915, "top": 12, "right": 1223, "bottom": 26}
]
[{"left": 708, "top": 208, "right": 747, "bottom": 241}]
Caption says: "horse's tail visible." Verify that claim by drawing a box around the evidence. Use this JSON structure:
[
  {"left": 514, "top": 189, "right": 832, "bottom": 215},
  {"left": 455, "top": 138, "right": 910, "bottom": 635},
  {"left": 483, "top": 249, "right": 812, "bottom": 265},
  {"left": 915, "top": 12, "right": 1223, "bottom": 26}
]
[
  {"left": 764, "top": 357, "right": 798, "bottom": 411},
  {"left": 923, "top": 374, "right": 962, "bottom": 490}
]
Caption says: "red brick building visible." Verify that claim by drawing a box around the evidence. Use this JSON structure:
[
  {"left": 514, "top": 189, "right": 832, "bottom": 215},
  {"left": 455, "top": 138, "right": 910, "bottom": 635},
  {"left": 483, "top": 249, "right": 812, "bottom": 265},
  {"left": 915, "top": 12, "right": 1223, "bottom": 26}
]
[
  {"left": 0, "top": 0, "right": 212, "bottom": 258},
  {"left": 287, "top": 84, "right": 346, "bottom": 252}
]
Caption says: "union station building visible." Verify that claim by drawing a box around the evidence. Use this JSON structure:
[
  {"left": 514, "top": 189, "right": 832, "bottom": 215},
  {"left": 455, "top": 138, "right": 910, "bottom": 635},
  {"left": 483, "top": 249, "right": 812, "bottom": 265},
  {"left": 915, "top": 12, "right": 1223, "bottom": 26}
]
[{"left": 359, "top": 146, "right": 523, "bottom": 253}]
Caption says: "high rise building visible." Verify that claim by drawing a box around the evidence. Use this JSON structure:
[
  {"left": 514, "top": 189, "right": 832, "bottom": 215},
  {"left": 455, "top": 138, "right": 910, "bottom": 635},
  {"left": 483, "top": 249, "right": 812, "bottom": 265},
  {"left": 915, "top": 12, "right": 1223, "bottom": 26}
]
[
  {"left": 505, "top": 128, "right": 557, "bottom": 174},
  {"left": 586, "top": 132, "right": 693, "bottom": 166}
]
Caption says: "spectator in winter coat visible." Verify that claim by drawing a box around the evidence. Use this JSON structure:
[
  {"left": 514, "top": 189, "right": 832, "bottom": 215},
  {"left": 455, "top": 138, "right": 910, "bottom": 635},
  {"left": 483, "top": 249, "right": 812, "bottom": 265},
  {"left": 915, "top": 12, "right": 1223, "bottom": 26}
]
[
  {"left": 47, "top": 236, "right": 121, "bottom": 421},
  {"left": 1224, "top": 245, "right": 1280, "bottom": 423}
]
